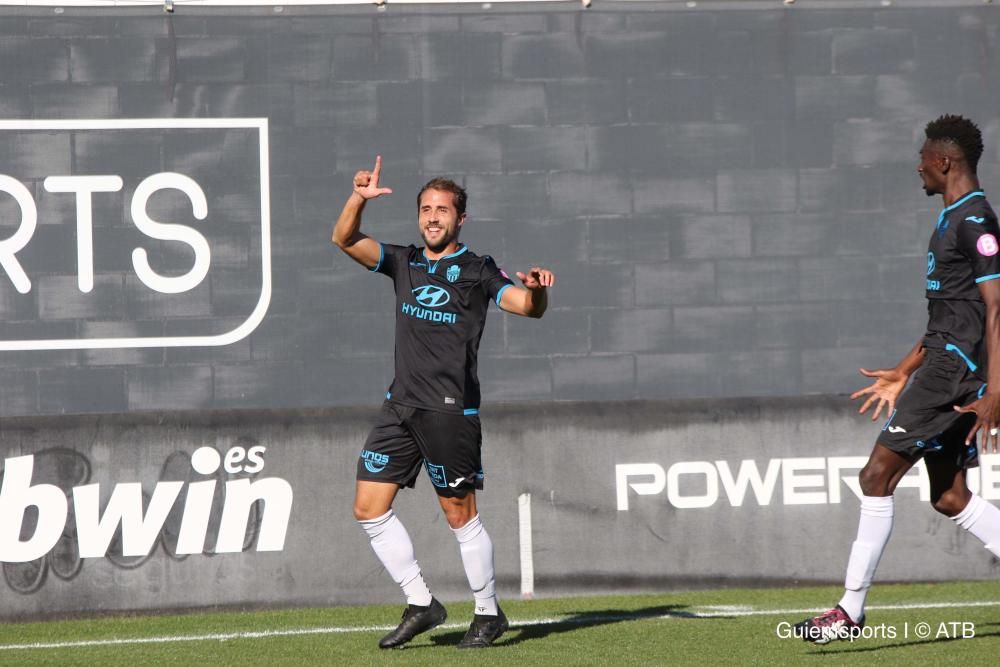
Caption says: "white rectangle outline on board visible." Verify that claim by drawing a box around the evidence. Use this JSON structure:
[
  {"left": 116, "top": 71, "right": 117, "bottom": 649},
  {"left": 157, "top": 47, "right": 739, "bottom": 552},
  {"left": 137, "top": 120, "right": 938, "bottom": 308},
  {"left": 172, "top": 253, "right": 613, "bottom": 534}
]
[{"left": 0, "top": 117, "right": 271, "bottom": 350}]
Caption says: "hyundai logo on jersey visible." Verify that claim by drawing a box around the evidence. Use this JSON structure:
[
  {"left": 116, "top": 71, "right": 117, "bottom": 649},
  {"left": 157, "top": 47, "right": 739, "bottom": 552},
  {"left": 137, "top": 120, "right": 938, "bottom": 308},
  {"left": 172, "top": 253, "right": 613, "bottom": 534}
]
[
  {"left": 402, "top": 285, "right": 458, "bottom": 324},
  {"left": 412, "top": 285, "right": 451, "bottom": 308},
  {"left": 926, "top": 251, "right": 941, "bottom": 291}
]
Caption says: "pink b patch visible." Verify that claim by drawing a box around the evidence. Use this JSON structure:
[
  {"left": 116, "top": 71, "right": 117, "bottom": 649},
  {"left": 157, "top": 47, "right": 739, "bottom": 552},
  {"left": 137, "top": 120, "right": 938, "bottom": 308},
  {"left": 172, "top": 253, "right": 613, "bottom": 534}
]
[{"left": 978, "top": 234, "right": 999, "bottom": 257}]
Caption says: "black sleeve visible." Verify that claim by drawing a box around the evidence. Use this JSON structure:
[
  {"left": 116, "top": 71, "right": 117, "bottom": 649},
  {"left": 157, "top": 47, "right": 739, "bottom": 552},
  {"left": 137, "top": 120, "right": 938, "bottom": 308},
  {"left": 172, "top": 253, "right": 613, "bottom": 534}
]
[
  {"left": 481, "top": 256, "right": 516, "bottom": 306},
  {"left": 957, "top": 214, "right": 1000, "bottom": 284},
  {"left": 371, "top": 243, "right": 409, "bottom": 279}
]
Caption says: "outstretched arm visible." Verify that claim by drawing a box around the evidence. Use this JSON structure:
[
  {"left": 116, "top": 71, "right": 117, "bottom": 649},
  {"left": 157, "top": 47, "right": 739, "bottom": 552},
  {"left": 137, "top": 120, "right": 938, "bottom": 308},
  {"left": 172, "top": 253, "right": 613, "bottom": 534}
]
[
  {"left": 850, "top": 340, "right": 925, "bottom": 421},
  {"left": 499, "top": 267, "right": 555, "bottom": 318},
  {"left": 955, "top": 279, "right": 1000, "bottom": 452},
  {"left": 332, "top": 155, "right": 393, "bottom": 269}
]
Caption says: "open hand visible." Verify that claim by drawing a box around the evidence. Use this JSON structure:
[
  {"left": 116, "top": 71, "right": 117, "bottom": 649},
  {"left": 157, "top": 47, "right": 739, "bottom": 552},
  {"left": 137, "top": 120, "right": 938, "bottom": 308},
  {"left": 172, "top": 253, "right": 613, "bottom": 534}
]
[
  {"left": 955, "top": 392, "right": 1000, "bottom": 453},
  {"left": 850, "top": 367, "right": 908, "bottom": 421}
]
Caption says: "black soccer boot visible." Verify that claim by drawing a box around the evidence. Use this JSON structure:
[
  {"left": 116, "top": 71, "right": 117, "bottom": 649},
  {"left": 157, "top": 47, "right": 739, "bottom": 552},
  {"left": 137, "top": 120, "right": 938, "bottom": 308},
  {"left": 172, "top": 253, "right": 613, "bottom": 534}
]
[
  {"left": 378, "top": 598, "right": 447, "bottom": 649},
  {"left": 456, "top": 606, "right": 508, "bottom": 649},
  {"left": 792, "top": 605, "right": 865, "bottom": 644}
]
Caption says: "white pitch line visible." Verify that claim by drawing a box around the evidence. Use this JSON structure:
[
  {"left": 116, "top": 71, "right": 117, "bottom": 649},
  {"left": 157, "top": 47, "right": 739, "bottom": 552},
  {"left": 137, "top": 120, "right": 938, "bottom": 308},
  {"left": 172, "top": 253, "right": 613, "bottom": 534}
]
[
  {"left": 2, "top": 599, "right": 999, "bottom": 652},
  {"left": 692, "top": 600, "right": 1000, "bottom": 618}
]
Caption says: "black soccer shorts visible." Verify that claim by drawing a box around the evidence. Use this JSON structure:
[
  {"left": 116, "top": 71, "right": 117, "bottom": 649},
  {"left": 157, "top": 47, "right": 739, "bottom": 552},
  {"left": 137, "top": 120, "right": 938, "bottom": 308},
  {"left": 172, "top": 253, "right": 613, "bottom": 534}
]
[
  {"left": 356, "top": 401, "right": 484, "bottom": 497},
  {"left": 878, "top": 347, "right": 983, "bottom": 469}
]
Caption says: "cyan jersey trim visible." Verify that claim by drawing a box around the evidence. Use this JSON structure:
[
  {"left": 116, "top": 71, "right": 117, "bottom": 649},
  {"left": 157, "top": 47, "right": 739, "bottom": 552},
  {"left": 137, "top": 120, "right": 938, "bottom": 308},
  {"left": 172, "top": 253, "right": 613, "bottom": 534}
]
[
  {"left": 424, "top": 244, "right": 468, "bottom": 274},
  {"left": 945, "top": 343, "right": 978, "bottom": 372},
  {"left": 495, "top": 284, "right": 512, "bottom": 306},
  {"left": 937, "top": 191, "right": 985, "bottom": 231},
  {"left": 976, "top": 273, "right": 1000, "bottom": 284},
  {"left": 370, "top": 242, "right": 385, "bottom": 273},
  {"left": 979, "top": 383, "right": 988, "bottom": 399},
  {"left": 386, "top": 391, "right": 392, "bottom": 400}
]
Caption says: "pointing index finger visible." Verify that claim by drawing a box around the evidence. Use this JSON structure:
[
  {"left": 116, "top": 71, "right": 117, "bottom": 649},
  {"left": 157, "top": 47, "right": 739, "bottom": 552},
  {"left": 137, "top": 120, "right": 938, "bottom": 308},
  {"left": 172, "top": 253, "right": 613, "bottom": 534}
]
[{"left": 371, "top": 155, "right": 383, "bottom": 183}]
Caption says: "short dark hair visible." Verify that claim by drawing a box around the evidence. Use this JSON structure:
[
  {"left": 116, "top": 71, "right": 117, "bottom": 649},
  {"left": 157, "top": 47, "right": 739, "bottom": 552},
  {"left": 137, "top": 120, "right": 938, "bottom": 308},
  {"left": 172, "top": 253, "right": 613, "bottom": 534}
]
[
  {"left": 925, "top": 114, "right": 984, "bottom": 170},
  {"left": 418, "top": 178, "right": 467, "bottom": 216}
]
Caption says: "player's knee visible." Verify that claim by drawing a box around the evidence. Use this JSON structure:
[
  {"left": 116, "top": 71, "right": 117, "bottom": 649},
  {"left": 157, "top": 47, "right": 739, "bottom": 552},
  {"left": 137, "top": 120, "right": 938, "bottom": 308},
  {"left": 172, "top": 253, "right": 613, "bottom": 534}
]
[
  {"left": 931, "top": 489, "right": 971, "bottom": 517},
  {"left": 352, "top": 503, "right": 370, "bottom": 521},
  {"left": 443, "top": 508, "right": 469, "bottom": 529},
  {"left": 440, "top": 502, "right": 475, "bottom": 529},
  {"left": 858, "top": 463, "right": 891, "bottom": 497},
  {"left": 353, "top": 500, "right": 387, "bottom": 522}
]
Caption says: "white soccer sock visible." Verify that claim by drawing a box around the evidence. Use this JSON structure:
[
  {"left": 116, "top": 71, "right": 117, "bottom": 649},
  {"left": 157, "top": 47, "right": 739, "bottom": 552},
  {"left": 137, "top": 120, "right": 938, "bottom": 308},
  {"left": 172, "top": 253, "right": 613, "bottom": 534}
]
[
  {"left": 952, "top": 494, "right": 1000, "bottom": 558},
  {"left": 359, "top": 510, "right": 433, "bottom": 607},
  {"left": 839, "top": 494, "right": 894, "bottom": 623},
  {"left": 452, "top": 514, "right": 498, "bottom": 616}
]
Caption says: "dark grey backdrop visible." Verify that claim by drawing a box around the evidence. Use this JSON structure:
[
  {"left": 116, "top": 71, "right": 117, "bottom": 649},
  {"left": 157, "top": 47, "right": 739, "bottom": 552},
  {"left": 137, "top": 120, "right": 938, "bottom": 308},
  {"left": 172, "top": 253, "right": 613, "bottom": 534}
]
[{"left": 0, "top": 2, "right": 996, "bottom": 415}]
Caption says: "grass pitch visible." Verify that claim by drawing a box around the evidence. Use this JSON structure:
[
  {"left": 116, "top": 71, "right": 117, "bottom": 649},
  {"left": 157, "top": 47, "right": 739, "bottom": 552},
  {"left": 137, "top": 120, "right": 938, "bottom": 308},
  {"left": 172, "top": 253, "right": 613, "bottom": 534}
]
[{"left": 2, "top": 581, "right": 999, "bottom": 666}]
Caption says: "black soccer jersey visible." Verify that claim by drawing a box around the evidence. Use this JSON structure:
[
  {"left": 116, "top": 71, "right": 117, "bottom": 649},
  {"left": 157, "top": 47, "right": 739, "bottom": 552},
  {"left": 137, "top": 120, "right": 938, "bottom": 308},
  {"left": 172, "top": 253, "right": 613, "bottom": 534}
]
[
  {"left": 923, "top": 190, "right": 1000, "bottom": 379},
  {"left": 371, "top": 242, "right": 514, "bottom": 414}
]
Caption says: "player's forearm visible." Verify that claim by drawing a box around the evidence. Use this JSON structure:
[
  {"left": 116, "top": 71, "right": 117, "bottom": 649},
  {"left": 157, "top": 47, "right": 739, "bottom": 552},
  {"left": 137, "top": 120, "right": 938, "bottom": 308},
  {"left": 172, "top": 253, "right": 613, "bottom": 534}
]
[
  {"left": 894, "top": 340, "right": 926, "bottom": 376},
  {"left": 332, "top": 192, "right": 368, "bottom": 249},
  {"left": 522, "top": 288, "right": 547, "bottom": 318}
]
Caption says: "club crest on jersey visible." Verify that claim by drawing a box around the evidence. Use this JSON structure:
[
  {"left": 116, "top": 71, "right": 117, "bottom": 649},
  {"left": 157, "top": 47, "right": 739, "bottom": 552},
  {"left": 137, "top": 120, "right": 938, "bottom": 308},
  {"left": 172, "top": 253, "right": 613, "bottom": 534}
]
[{"left": 446, "top": 265, "right": 460, "bottom": 283}]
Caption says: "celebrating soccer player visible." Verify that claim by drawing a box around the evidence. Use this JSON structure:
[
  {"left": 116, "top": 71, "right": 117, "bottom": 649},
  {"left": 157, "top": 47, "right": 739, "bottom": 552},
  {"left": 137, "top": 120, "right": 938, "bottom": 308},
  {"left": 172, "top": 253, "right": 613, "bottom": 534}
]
[
  {"left": 332, "top": 156, "right": 554, "bottom": 649},
  {"left": 794, "top": 115, "right": 1000, "bottom": 644}
]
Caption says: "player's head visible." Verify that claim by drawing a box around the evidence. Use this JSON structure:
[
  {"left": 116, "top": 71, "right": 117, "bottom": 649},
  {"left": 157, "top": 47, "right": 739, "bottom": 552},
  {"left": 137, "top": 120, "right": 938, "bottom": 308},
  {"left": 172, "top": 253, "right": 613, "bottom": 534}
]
[
  {"left": 919, "top": 115, "right": 983, "bottom": 196},
  {"left": 417, "top": 178, "right": 467, "bottom": 253}
]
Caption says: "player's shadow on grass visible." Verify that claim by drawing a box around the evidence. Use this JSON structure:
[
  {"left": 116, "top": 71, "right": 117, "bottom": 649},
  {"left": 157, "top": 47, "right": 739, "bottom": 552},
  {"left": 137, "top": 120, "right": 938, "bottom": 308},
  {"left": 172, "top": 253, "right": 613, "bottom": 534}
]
[
  {"left": 429, "top": 605, "right": 697, "bottom": 648},
  {"left": 807, "top": 623, "right": 1000, "bottom": 656}
]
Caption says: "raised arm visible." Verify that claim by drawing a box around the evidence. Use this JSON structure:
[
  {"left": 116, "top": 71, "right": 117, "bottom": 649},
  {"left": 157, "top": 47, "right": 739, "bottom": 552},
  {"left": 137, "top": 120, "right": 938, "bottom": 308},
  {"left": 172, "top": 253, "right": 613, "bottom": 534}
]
[
  {"left": 332, "top": 155, "right": 393, "bottom": 269},
  {"left": 499, "top": 267, "right": 555, "bottom": 318}
]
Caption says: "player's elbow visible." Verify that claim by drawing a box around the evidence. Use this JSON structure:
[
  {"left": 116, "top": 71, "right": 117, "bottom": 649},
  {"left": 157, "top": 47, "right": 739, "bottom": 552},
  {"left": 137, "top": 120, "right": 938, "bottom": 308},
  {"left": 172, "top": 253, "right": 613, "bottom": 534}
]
[
  {"left": 521, "top": 301, "right": 546, "bottom": 318},
  {"left": 332, "top": 232, "right": 356, "bottom": 252}
]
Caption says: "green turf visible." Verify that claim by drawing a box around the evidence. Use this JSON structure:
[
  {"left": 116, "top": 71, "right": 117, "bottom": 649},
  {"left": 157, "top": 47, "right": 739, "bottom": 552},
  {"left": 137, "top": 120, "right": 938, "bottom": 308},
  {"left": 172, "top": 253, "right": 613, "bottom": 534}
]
[{"left": 2, "top": 581, "right": 999, "bottom": 666}]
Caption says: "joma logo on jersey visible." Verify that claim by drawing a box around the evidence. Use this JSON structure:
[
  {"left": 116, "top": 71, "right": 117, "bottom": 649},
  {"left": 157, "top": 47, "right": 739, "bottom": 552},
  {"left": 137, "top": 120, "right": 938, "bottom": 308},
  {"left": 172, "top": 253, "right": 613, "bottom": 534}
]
[
  {"left": 927, "top": 252, "right": 935, "bottom": 276},
  {"left": 361, "top": 449, "right": 389, "bottom": 473},
  {"left": 412, "top": 285, "right": 450, "bottom": 308}
]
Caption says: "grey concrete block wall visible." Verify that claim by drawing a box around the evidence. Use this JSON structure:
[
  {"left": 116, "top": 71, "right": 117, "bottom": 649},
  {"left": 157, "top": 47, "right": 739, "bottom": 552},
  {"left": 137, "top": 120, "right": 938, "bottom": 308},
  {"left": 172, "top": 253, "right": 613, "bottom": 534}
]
[{"left": 0, "top": 3, "right": 995, "bottom": 416}]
